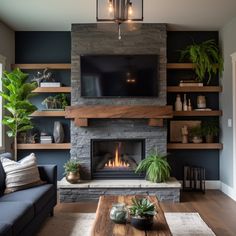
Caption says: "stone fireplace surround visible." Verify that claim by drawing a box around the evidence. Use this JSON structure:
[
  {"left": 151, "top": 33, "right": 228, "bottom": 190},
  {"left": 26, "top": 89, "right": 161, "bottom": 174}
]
[
  {"left": 59, "top": 23, "right": 181, "bottom": 202},
  {"left": 71, "top": 23, "right": 168, "bottom": 179}
]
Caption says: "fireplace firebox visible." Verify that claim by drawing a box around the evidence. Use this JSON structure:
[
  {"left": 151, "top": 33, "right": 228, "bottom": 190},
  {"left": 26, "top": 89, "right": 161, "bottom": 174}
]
[{"left": 91, "top": 139, "right": 145, "bottom": 179}]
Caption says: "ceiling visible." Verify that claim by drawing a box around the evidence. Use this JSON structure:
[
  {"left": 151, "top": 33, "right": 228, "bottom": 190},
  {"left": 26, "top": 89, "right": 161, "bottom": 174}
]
[{"left": 0, "top": 0, "right": 236, "bottom": 31}]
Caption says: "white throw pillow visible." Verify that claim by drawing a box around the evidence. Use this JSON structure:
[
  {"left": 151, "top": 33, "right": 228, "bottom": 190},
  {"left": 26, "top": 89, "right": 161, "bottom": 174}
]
[{"left": 0, "top": 153, "right": 44, "bottom": 194}]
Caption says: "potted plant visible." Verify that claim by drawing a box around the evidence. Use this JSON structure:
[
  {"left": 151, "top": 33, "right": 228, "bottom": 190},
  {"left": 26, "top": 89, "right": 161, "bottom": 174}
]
[
  {"left": 129, "top": 197, "right": 157, "bottom": 230},
  {"left": 202, "top": 121, "right": 219, "bottom": 143},
  {"left": 180, "top": 39, "right": 224, "bottom": 84},
  {"left": 64, "top": 160, "right": 80, "bottom": 184},
  {"left": 0, "top": 68, "right": 37, "bottom": 161},
  {"left": 135, "top": 152, "right": 171, "bottom": 183},
  {"left": 189, "top": 126, "right": 203, "bottom": 143}
]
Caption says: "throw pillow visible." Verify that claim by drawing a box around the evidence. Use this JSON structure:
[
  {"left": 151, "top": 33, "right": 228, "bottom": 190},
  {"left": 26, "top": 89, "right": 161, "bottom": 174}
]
[{"left": 0, "top": 153, "right": 44, "bottom": 194}]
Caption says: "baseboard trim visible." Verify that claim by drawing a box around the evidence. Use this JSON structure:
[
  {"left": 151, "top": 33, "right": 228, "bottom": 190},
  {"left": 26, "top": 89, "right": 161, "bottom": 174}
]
[
  {"left": 221, "top": 182, "right": 236, "bottom": 201},
  {"left": 179, "top": 180, "right": 221, "bottom": 190}
]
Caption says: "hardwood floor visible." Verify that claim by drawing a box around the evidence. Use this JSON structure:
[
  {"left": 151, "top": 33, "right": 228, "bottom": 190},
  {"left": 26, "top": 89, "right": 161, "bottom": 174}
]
[{"left": 55, "top": 190, "right": 236, "bottom": 236}]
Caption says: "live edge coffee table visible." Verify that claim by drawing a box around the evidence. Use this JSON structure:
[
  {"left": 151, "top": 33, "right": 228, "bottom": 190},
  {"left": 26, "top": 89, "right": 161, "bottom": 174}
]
[{"left": 91, "top": 195, "right": 171, "bottom": 236}]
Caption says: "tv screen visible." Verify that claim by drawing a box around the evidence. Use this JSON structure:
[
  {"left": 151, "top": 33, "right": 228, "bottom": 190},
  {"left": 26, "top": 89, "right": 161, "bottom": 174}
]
[{"left": 80, "top": 55, "right": 158, "bottom": 97}]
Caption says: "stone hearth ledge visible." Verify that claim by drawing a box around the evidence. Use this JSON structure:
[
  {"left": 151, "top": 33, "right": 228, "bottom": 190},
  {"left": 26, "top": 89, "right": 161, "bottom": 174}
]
[
  {"left": 58, "top": 177, "right": 181, "bottom": 202},
  {"left": 58, "top": 177, "right": 181, "bottom": 189}
]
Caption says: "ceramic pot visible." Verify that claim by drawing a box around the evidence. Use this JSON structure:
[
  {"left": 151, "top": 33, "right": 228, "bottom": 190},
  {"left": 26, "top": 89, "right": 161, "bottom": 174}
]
[
  {"left": 205, "top": 134, "right": 214, "bottom": 143},
  {"left": 110, "top": 203, "right": 128, "bottom": 224},
  {"left": 53, "top": 121, "right": 64, "bottom": 143},
  {"left": 130, "top": 216, "right": 154, "bottom": 230},
  {"left": 192, "top": 136, "right": 203, "bottom": 144},
  {"left": 66, "top": 172, "right": 80, "bottom": 184}
]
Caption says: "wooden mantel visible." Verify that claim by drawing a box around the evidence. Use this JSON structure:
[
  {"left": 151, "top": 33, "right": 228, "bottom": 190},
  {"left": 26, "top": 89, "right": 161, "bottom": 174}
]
[{"left": 65, "top": 105, "right": 173, "bottom": 127}]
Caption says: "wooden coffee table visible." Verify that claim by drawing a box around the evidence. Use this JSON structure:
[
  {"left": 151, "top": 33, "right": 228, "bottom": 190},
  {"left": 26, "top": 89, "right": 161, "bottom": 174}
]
[{"left": 91, "top": 195, "right": 171, "bottom": 236}]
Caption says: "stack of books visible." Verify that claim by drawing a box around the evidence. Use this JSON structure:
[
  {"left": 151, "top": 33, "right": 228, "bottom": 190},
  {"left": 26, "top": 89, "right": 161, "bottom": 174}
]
[
  {"left": 40, "top": 135, "right": 53, "bottom": 144},
  {"left": 179, "top": 80, "right": 203, "bottom": 87},
  {"left": 40, "top": 82, "right": 61, "bottom": 87}
]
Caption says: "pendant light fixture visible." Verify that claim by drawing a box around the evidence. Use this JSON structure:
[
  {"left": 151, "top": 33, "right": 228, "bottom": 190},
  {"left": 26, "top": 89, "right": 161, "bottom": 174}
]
[{"left": 96, "top": 0, "right": 143, "bottom": 40}]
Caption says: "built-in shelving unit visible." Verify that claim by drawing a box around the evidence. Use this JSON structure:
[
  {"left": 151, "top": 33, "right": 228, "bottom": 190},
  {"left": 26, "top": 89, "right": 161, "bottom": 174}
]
[
  {"left": 167, "top": 143, "right": 223, "bottom": 150},
  {"left": 167, "top": 62, "right": 223, "bottom": 150},
  {"left": 17, "top": 143, "right": 71, "bottom": 150},
  {"left": 12, "top": 63, "right": 71, "bottom": 70}
]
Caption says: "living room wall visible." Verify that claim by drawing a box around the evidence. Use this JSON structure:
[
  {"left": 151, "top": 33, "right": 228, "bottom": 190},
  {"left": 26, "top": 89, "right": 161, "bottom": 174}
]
[
  {"left": 220, "top": 16, "right": 236, "bottom": 190},
  {"left": 15, "top": 29, "right": 220, "bottom": 181}
]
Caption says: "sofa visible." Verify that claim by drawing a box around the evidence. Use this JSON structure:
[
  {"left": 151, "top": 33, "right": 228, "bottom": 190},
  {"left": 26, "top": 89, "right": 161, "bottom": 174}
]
[{"left": 0, "top": 153, "right": 57, "bottom": 236}]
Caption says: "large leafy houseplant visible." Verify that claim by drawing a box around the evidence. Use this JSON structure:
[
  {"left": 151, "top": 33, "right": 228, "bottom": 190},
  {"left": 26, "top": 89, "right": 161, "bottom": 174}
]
[
  {"left": 135, "top": 152, "right": 171, "bottom": 183},
  {"left": 180, "top": 39, "right": 223, "bottom": 84},
  {"left": 0, "top": 68, "right": 37, "bottom": 160}
]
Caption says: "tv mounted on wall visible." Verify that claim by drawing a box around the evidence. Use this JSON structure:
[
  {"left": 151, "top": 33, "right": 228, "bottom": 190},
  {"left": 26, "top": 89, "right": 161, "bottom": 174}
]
[{"left": 80, "top": 55, "right": 158, "bottom": 98}]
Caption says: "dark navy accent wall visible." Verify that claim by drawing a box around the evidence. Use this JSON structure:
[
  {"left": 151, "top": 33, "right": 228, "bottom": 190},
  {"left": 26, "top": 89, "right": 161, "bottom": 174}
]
[
  {"left": 167, "top": 31, "right": 219, "bottom": 180},
  {"left": 15, "top": 32, "right": 71, "bottom": 179}
]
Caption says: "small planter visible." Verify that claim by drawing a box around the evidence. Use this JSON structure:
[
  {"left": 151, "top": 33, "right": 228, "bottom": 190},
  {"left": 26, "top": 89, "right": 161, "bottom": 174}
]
[
  {"left": 66, "top": 171, "right": 80, "bottom": 184},
  {"left": 205, "top": 134, "right": 214, "bottom": 143},
  {"left": 192, "top": 136, "right": 203, "bottom": 144},
  {"left": 130, "top": 215, "right": 154, "bottom": 230}
]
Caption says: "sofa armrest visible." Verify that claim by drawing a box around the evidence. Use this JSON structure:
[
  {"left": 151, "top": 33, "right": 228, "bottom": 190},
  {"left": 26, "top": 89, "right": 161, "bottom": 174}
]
[{"left": 38, "top": 165, "right": 57, "bottom": 187}]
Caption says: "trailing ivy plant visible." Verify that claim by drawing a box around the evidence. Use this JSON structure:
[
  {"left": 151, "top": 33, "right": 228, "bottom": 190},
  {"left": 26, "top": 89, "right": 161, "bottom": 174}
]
[
  {"left": 0, "top": 68, "right": 37, "bottom": 160},
  {"left": 135, "top": 151, "right": 171, "bottom": 183},
  {"left": 179, "top": 39, "right": 224, "bottom": 84}
]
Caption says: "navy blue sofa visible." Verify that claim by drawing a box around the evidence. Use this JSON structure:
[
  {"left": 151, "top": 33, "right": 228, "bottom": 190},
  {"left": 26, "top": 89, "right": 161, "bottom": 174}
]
[{"left": 0, "top": 153, "right": 57, "bottom": 236}]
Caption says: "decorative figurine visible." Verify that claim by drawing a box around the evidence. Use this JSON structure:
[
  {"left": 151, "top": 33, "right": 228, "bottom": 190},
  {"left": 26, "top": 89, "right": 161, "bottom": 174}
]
[
  {"left": 183, "top": 94, "right": 188, "bottom": 111},
  {"left": 31, "top": 68, "right": 54, "bottom": 86}
]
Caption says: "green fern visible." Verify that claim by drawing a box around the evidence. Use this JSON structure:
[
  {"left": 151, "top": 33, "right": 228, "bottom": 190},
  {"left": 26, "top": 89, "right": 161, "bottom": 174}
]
[
  {"left": 180, "top": 39, "right": 223, "bottom": 84},
  {"left": 135, "top": 152, "right": 171, "bottom": 183}
]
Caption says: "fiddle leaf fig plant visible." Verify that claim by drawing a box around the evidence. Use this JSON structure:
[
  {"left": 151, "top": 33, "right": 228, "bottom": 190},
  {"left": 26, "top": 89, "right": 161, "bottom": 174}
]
[
  {"left": 0, "top": 68, "right": 37, "bottom": 160},
  {"left": 180, "top": 39, "right": 224, "bottom": 84}
]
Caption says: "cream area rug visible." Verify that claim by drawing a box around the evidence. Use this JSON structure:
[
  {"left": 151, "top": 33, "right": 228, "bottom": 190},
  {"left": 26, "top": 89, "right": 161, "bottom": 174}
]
[
  {"left": 165, "top": 213, "right": 216, "bottom": 236},
  {"left": 37, "top": 212, "right": 215, "bottom": 236},
  {"left": 37, "top": 213, "right": 95, "bottom": 236}
]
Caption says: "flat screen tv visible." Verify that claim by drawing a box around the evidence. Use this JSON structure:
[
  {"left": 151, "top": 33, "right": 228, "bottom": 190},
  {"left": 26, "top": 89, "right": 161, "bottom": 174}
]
[{"left": 80, "top": 55, "right": 158, "bottom": 97}]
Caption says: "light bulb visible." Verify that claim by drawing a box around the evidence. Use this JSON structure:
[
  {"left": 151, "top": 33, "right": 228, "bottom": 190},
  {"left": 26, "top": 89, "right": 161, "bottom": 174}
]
[
  {"left": 128, "top": 2, "right": 133, "bottom": 16},
  {"left": 108, "top": 0, "right": 113, "bottom": 13}
]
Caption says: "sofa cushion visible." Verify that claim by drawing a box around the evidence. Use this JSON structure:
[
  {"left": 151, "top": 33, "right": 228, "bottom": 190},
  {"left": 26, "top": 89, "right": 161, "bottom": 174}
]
[
  {"left": 0, "top": 153, "right": 44, "bottom": 194},
  {"left": 0, "top": 202, "right": 34, "bottom": 235},
  {"left": 0, "top": 222, "right": 12, "bottom": 236},
  {"left": 0, "top": 153, "right": 12, "bottom": 197},
  {"left": 0, "top": 184, "right": 54, "bottom": 214}
]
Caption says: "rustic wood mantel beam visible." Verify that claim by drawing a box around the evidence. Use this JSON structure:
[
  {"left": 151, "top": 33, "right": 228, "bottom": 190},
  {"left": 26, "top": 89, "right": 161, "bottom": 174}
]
[{"left": 65, "top": 105, "right": 173, "bottom": 127}]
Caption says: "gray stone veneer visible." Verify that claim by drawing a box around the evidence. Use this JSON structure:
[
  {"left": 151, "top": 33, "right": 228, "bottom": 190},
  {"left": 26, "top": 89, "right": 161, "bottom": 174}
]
[{"left": 71, "top": 23, "right": 167, "bottom": 179}]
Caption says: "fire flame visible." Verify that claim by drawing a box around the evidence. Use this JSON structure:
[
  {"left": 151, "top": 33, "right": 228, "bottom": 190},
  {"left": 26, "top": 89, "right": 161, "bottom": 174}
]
[{"left": 104, "top": 146, "right": 130, "bottom": 168}]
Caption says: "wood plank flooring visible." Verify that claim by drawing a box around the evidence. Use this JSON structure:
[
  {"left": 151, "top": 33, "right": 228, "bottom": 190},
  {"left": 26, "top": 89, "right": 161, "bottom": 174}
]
[{"left": 55, "top": 190, "right": 236, "bottom": 236}]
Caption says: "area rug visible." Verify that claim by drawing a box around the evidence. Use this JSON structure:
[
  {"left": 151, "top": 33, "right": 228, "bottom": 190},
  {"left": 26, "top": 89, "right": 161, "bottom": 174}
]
[
  {"left": 37, "top": 212, "right": 215, "bottom": 236},
  {"left": 164, "top": 212, "right": 216, "bottom": 236},
  {"left": 37, "top": 213, "right": 95, "bottom": 236}
]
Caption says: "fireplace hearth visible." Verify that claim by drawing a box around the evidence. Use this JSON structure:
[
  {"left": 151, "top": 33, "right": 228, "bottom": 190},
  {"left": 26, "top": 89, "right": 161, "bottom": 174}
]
[{"left": 91, "top": 139, "right": 145, "bottom": 179}]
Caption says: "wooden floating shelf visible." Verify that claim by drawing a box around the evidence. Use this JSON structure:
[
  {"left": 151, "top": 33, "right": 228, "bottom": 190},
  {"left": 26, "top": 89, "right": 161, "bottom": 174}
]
[
  {"left": 33, "top": 87, "right": 71, "bottom": 93},
  {"left": 30, "top": 111, "right": 66, "bottom": 117},
  {"left": 17, "top": 143, "right": 71, "bottom": 150},
  {"left": 167, "top": 63, "right": 219, "bottom": 70},
  {"left": 167, "top": 86, "right": 222, "bottom": 93},
  {"left": 12, "top": 63, "right": 71, "bottom": 70},
  {"left": 167, "top": 143, "right": 223, "bottom": 150},
  {"left": 173, "top": 110, "right": 222, "bottom": 117},
  {"left": 167, "top": 63, "right": 195, "bottom": 69}
]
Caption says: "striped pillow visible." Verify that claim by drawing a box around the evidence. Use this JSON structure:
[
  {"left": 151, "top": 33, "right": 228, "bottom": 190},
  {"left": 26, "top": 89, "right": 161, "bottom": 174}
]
[{"left": 0, "top": 153, "right": 44, "bottom": 194}]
